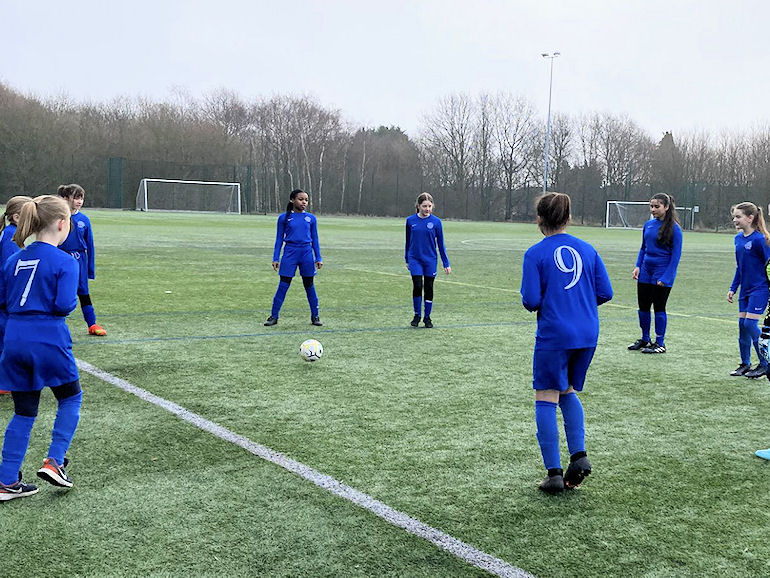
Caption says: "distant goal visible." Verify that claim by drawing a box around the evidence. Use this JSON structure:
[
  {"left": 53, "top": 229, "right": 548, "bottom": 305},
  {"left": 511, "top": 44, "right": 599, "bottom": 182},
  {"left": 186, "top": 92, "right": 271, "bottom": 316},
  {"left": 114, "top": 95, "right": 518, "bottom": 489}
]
[
  {"left": 605, "top": 200, "right": 694, "bottom": 230},
  {"left": 136, "top": 179, "right": 242, "bottom": 214}
]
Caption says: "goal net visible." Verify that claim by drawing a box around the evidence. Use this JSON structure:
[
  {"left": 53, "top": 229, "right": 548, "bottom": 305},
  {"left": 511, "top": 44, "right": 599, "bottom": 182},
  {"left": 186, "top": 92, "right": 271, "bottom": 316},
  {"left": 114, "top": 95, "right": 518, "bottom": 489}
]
[
  {"left": 606, "top": 201, "right": 694, "bottom": 230},
  {"left": 136, "top": 179, "right": 242, "bottom": 213}
]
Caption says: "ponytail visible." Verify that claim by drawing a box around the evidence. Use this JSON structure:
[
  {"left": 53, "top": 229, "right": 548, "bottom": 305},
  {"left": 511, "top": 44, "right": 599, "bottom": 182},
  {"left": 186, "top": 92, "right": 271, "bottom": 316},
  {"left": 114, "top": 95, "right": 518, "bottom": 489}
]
[
  {"left": 13, "top": 195, "right": 71, "bottom": 248},
  {"left": 756, "top": 207, "right": 770, "bottom": 246},
  {"left": 1, "top": 195, "right": 33, "bottom": 232},
  {"left": 652, "top": 193, "right": 680, "bottom": 248},
  {"left": 733, "top": 202, "right": 770, "bottom": 246}
]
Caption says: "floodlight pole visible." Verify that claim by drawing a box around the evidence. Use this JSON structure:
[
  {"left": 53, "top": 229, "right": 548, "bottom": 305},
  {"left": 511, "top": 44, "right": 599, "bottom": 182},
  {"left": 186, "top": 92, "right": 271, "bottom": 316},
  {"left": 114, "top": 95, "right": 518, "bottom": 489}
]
[{"left": 542, "top": 51, "right": 560, "bottom": 193}]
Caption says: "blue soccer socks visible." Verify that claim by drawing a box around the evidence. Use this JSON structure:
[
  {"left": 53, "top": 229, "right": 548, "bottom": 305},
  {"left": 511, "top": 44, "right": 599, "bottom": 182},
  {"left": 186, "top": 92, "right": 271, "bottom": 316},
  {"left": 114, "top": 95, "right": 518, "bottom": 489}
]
[
  {"left": 47, "top": 391, "right": 82, "bottom": 465},
  {"left": 739, "top": 318, "right": 752, "bottom": 366},
  {"left": 0, "top": 414, "right": 36, "bottom": 486},
  {"left": 82, "top": 304, "right": 97, "bottom": 327},
  {"left": 638, "top": 310, "right": 651, "bottom": 343},
  {"left": 412, "top": 296, "right": 422, "bottom": 316},
  {"left": 271, "top": 280, "right": 291, "bottom": 319},
  {"left": 535, "top": 400, "right": 560, "bottom": 470},
  {"left": 559, "top": 392, "right": 586, "bottom": 457},
  {"left": 745, "top": 318, "right": 766, "bottom": 367},
  {"left": 654, "top": 312, "right": 667, "bottom": 347},
  {"left": 304, "top": 284, "right": 320, "bottom": 317},
  {"left": 424, "top": 300, "right": 433, "bottom": 319}
]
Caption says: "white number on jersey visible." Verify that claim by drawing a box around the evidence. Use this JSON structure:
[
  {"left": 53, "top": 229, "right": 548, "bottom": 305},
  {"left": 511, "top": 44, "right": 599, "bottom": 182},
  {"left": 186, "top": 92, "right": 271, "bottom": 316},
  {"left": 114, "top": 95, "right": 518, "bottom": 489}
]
[
  {"left": 553, "top": 246, "right": 583, "bottom": 289},
  {"left": 14, "top": 259, "right": 40, "bottom": 306}
]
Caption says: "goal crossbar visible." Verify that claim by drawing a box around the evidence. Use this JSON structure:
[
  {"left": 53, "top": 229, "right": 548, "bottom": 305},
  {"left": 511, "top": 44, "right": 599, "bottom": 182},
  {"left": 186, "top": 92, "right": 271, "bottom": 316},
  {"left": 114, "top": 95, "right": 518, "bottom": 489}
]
[{"left": 136, "top": 178, "right": 242, "bottom": 214}]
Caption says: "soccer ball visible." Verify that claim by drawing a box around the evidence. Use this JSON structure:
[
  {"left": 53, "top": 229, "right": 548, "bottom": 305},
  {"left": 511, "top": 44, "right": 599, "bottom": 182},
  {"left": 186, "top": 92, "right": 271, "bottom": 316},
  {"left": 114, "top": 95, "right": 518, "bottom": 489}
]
[{"left": 299, "top": 339, "right": 323, "bottom": 362}]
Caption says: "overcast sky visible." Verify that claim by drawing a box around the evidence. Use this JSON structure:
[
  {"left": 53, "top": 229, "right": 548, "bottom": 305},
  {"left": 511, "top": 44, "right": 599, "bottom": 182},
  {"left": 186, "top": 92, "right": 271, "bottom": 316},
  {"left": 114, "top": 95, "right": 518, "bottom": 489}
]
[{"left": 4, "top": 0, "right": 769, "bottom": 141}]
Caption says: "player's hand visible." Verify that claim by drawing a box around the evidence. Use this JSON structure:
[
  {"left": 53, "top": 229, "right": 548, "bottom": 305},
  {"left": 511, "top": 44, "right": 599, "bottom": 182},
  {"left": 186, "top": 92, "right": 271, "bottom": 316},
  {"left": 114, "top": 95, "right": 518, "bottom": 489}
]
[
  {"left": 315, "top": 261, "right": 323, "bottom": 270},
  {"left": 632, "top": 267, "right": 640, "bottom": 280},
  {"left": 272, "top": 261, "right": 279, "bottom": 272},
  {"left": 727, "top": 290, "right": 734, "bottom": 303},
  {"left": 444, "top": 266, "right": 451, "bottom": 275},
  {"left": 657, "top": 280, "right": 664, "bottom": 286}
]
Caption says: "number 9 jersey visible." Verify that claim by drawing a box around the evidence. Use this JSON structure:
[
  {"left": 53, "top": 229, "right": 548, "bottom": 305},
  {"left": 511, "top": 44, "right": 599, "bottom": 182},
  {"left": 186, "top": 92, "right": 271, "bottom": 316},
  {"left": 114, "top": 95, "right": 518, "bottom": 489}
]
[{"left": 520, "top": 233, "right": 613, "bottom": 350}]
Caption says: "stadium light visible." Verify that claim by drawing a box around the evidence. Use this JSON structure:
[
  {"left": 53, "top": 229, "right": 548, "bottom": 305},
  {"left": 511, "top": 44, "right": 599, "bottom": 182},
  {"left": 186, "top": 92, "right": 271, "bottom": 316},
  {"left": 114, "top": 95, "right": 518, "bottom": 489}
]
[{"left": 542, "top": 51, "right": 560, "bottom": 193}]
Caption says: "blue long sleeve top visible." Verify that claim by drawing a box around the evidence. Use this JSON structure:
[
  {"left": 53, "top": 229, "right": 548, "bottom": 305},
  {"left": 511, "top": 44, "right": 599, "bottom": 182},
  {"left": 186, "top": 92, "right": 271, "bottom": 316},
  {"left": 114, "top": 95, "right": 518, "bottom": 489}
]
[
  {"left": 521, "top": 233, "right": 613, "bottom": 350},
  {"left": 730, "top": 230, "right": 770, "bottom": 296},
  {"left": 0, "top": 224, "right": 20, "bottom": 266},
  {"left": 634, "top": 218, "right": 683, "bottom": 287},
  {"left": 58, "top": 211, "right": 95, "bottom": 279},
  {"left": 404, "top": 214, "right": 450, "bottom": 268},
  {"left": 272, "top": 211, "right": 322, "bottom": 263}
]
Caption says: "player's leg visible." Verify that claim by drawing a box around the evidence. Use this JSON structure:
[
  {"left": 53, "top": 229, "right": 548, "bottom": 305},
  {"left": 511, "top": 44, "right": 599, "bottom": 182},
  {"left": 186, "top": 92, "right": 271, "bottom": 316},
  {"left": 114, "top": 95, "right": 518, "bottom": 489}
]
[
  {"left": 561, "top": 347, "right": 595, "bottom": 488},
  {"left": 266, "top": 275, "right": 293, "bottom": 325},
  {"left": 0, "top": 389, "right": 40, "bottom": 500},
  {"left": 81, "top": 294, "right": 106, "bottom": 336},
  {"left": 744, "top": 292, "right": 768, "bottom": 377},
  {"left": 38, "top": 380, "right": 82, "bottom": 488},
  {"left": 629, "top": 280, "right": 654, "bottom": 350},
  {"left": 423, "top": 275, "right": 435, "bottom": 328},
  {"left": 533, "top": 348, "right": 567, "bottom": 493},
  {"left": 642, "top": 285, "right": 672, "bottom": 354},
  {"left": 409, "top": 261, "right": 424, "bottom": 326},
  {"left": 733, "top": 297, "right": 753, "bottom": 375},
  {"left": 298, "top": 250, "right": 321, "bottom": 325}
]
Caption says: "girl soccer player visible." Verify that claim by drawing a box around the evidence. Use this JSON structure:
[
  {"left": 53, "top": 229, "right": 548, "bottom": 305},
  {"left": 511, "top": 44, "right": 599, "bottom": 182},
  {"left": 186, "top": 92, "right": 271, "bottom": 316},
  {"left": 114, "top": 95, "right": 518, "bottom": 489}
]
[
  {"left": 727, "top": 202, "right": 770, "bottom": 378},
  {"left": 264, "top": 189, "right": 323, "bottom": 326},
  {"left": 404, "top": 192, "right": 450, "bottom": 328},
  {"left": 0, "top": 196, "right": 82, "bottom": 500},
  {"left": 520, "top": 192, "right": 613, "bottom": 493},
  {"left": 0, "top": 196, "right": 31, "bottom": 395},
  {"left": 57, "top": 184, "right": 106, "bottom": 336},
  {"left": 627, "top": 193, "right": 683, "bottom": 354}
]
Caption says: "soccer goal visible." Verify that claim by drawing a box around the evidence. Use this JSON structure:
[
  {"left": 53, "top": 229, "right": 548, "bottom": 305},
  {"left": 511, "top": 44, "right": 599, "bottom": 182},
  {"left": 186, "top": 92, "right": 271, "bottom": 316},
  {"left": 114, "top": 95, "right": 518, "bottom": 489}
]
[
  {"left": 605, "top": 200, "right": 695, "bottom": 230},
  {"left": 136, "top": 179, "right": 242, "bottom": 214}
]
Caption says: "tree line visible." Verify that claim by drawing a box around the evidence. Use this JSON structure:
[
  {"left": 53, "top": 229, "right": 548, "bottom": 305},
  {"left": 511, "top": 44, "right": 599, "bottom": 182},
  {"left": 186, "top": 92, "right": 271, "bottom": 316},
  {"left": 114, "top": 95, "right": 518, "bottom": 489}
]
[{"left": 1, "top": 81, "right": 768, "bottom": 229}]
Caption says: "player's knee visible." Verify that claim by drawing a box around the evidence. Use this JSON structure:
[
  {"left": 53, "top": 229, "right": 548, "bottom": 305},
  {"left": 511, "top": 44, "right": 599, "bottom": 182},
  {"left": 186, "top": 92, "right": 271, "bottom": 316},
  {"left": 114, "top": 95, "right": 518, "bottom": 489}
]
[
  {"left": 12, "top": 392, "right": 40, "bottom": 417},
  {"left": 51, "top": 380, "right": 82, "bottom": 402},
  {"left": 79, "top": 294, "right": 92, "bottom": 307},
  {"left": 302, "top": 276, "right": 314, "bottom": 289},
  {"left": 279, "top": 276, "right": 293, "bottom": 285}
]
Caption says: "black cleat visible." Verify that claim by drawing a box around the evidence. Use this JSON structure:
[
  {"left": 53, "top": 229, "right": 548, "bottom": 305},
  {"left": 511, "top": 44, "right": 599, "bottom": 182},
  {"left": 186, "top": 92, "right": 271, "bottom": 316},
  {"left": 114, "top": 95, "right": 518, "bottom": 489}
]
[
  {"left": 641, "top": 342, "right": 666, "bottom": 354},
  {"left": 0, "top": 472, "right": 38, "bottom": 501},
  {"left": 264, "top": 316, "right": 278, "bottom": 326},
  {"left": 423, "top": 317, "right": 433, "bottom": 329},
  {"left": 538, "top": 474, "right": 565, "bottom": 494},
  {"left": 410, "top": 315, "right": 421, "bottom": 327},
  {"left": 745, "top": 364, "right": 768, "bottom": 379},
  {"left": 564, "top": 456, "right": 592, "bottom": 489},
  {"left": 730, "top": 363, "right": 751, "bottom": 376},
  {"left": 628, "top": 339, "right": 652, "bottom": 351},
  {"left": 311, "top": 316, "right": 323, "bottom": 326}
]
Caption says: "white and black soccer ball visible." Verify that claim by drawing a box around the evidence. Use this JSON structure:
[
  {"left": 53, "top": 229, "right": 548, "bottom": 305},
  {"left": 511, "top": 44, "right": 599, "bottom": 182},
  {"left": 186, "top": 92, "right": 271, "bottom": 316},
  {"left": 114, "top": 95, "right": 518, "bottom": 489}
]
[{"left": 299, "top": 339, "right": 323, "bottom": 362}]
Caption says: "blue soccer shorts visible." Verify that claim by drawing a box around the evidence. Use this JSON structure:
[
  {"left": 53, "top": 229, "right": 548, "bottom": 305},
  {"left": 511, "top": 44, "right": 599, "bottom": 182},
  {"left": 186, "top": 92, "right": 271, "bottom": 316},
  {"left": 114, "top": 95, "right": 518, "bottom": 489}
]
[
  {"left": 739, "top": 290, "right": 769, "bottom": 315},
  {"left": 532, "top": 346, "right": 596, "bottom": 392},
  {"left": 407, "top": 259, "right": 437, "bottom": 277},
  {"left": 279, "top": 244, "right": 317, "bottom": 277}
]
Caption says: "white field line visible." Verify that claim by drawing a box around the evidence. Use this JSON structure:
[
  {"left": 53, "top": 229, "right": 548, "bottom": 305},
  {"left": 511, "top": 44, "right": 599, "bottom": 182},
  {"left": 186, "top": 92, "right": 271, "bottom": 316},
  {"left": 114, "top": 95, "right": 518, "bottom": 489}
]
[
  {"left": 345, "top": 266, "right": 735, "bottom": 325},
  {"left": 76, "top": 359, "right": 534, "bottom": 578}
]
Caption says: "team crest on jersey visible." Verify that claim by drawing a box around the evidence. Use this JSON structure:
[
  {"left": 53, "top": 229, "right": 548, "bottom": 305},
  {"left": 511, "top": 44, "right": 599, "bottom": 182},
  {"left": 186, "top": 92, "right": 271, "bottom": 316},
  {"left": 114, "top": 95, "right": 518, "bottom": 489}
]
[
  {"left": 427, "top": 222, "right": 434, "bottom": 229},
  {"left": 745, "top": 241, "right": 753, "bottom": 250},
  {"left": 305, "top": 216, "right": 311, "bottom": 222},
  {"left": 77, "top": 221, "right": 85, "bottom": 229}
]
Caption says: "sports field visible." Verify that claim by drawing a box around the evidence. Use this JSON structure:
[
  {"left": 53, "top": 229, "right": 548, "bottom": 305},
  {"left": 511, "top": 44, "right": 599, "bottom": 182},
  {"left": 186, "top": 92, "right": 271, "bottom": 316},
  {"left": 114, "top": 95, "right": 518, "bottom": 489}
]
[{"left": 1, "top": 210, "right": 768, "bottom": 577}]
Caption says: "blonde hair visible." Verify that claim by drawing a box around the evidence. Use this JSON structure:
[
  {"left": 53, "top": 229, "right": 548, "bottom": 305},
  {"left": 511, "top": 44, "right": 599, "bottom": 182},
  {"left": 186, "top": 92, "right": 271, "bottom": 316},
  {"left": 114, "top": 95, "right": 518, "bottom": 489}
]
[
  {"left": 415, "top": 192, "right": 434, "bottom": 210},
  {"left": 2, "top": 196, "right": 33, "bottom": 231},
  {"left": 13, "top": 195, "right": 71, "bottom": 248},
  {"left": 732, "top": 202, "right": 770, "bottom": 245},
  {"left": 57, "top": 183, "right": 85, "bottom": 200}
]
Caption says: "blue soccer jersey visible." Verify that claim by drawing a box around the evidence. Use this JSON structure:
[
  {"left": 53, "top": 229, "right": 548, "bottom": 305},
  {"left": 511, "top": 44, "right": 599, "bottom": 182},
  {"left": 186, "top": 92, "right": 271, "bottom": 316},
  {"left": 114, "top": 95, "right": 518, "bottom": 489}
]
[
  {"left": 521, "top": 233, "right": 613, "bottom": 350},
  {"left": 635, "top": 219, "right": 683, "bottom": 287},
  {"left": 730, "top": 230, "right": 770, "bottom": 297},
  {"left": 59, "top": 211, "right": 95, "bottom": 279},
  {"left": 404, "top": 214, "right": 450, "bottom": 268},
  {"left": 0, "top": 224, "right": 20, "bottom": 266},
  {"left": 272, "top": 211, "right": 322, "bottom": 263}
]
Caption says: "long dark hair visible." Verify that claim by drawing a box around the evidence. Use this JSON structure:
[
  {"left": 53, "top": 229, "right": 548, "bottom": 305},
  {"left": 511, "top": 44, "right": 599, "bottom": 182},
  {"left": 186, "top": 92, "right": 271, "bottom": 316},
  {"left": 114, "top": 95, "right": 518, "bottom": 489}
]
[
  {"left": 653, "top": 193, "right": 679, "bottom": 248},
  {"left": 285, "top": 189, "right": 305, "bottom": 217},
  {"left": 536, "top": 192, "right": 571, "bottom": 233}
]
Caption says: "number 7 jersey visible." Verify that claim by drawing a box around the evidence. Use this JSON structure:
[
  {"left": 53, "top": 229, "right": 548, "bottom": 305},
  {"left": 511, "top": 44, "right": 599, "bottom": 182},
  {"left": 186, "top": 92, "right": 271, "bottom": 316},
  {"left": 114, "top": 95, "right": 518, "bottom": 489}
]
[
  {"left": 1, "top": 242, "right": 79, "bottom": 318},
  {"left": 520, "top": 232, "right": 613, "bottom": 350}
]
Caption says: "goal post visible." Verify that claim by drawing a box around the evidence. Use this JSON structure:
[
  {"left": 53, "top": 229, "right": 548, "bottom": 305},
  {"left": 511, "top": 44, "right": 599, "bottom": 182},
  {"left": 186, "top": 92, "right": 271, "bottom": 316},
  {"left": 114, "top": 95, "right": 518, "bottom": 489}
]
[
  {"left": 136, "top": 178, "right": 242, "bottom": 214},
  {"left": 605, "top": 200, "right": 694, "bottom": 230}
]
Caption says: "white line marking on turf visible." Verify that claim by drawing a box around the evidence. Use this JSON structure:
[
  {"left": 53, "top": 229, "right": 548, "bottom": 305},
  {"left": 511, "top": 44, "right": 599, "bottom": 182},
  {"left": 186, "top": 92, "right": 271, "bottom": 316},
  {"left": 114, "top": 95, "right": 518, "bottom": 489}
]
[{"left": 76, "top": 359, "right": 534, "bottom": 578}]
